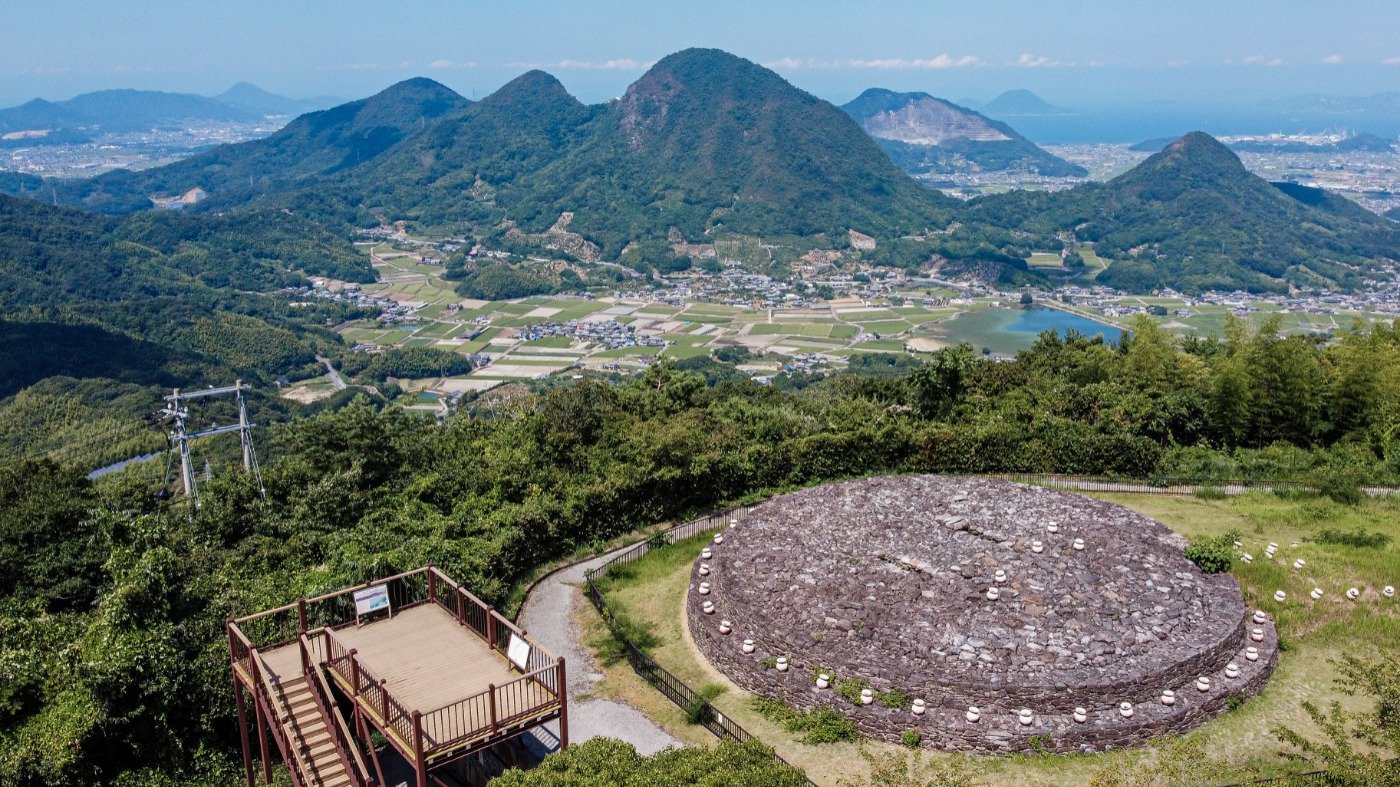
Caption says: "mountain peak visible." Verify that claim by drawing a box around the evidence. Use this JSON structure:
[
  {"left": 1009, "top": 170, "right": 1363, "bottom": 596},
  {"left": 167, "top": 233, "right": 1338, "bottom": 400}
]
[
  {"left": 480, "top": 70, "right": 579, "bottom": 109},
  {"left": 219, "top": 82, "right": 272, "bottom": 97},
  {"left": 376, "top": 77, "right": 461, "bottom": 99},
  {"left": 649, "top": 47, "right": 756, "bottom": 74},
  {"left": 620, "top": 49, "right": 798, "bottom": 147},
  {"left": 1105, "top": 131, "right": 1281, "bottom": 214},
  {"left": 1146, "top": 131, "right": 1248, "bottom": 175},
  {"left": 343, "top": 77, "right": 468, "bottom": 124}
]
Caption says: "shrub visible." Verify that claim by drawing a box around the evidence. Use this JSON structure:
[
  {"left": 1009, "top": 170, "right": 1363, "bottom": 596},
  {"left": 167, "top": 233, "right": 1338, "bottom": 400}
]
[
  {"left": 684, "top": 683, "right": 725, "bottom": 725},
  {"left": 1312, "top": 528, "right": 1392, "bottom": 548},
  {"left": 1312, "top": 465, "right": 1366, "bottom": 505},
  {"left": 837, "top": 677, "right": 869, "bottom": 705},
  {"left": 901, "top": 729, "right": 922, "bottom": 749},
  {"left": 1029, "top": 734, "right": 1053, "bottom": 754},
  {"left": 587, "top": 611, "right": 659, "bottom": 666},
  {"left": 877, "top": 689, "right": 911, "bottom": 710},
  {"left": 1195, "top": 486, "right": 1227, "bottom": 500},
  {"left": 684, "top": 695, "right": 711, "bottom": 725},
  {"left": 750, "top": 698, "right": 858, "bottom": 744},
  {"left": 801, "top": 708, "right": 858, "bottom": 744},
  {"left": 1184, "top": 534, "right": 1235, "bottom": 573}
]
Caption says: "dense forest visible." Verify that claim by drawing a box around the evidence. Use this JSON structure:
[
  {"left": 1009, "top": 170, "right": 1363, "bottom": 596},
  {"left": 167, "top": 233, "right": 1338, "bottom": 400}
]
[
  {"left": 4, "top": 314, "right": 1400, "bottom": 784},
  {"left": 0, "top": 193, "right": 377, "bottom": 463}
]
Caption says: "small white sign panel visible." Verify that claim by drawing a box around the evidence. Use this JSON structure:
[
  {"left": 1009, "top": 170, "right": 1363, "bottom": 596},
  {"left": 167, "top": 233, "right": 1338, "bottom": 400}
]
[
  {"left": 353, "top": 585, "right": 390, "bottom": 616},
  {"left": 507, "top": 633, "right": 531, "bottom": 670}
]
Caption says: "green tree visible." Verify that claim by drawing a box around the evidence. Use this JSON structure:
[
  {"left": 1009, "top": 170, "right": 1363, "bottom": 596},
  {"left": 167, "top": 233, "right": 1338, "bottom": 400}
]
[
  {"left": 490, "top": 738, "right": 808, "bottom": 786},
  {"left": 1275, "top": 655, "right": 1400, "bottom": 785}
]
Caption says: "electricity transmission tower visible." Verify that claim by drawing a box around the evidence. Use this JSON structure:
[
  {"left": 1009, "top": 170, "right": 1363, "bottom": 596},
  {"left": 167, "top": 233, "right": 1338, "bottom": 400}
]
[{"left": 162, "top": 381, "right": 265, "bottom": 506}]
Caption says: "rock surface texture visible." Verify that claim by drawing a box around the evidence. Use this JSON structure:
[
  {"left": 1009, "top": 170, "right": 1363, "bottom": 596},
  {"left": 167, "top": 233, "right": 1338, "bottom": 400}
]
[{"left": 688, "top": 475, "right": 1278, "bottom": 753}]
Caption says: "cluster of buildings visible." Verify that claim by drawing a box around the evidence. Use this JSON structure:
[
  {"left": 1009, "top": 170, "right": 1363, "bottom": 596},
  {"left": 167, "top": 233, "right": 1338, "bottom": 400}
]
[
  {"left": 520, "top": 318, "right": 666, "bottom": 350},
  {"left": 2, "top": 120, "right": 275, "bottom": 177},
  {"left": 288, "top": 280, "right": 423, "bottom": 323}
]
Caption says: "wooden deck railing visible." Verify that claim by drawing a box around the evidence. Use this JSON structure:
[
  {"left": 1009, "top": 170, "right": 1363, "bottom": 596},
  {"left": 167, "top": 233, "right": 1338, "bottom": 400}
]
[
  {"left": 418, "top": 662, "right": 563, "bottom": 752},
  {"left": 228, "top": 624, "right": 308, "bottom": 787},
  {"left": 231, "top": 565, "right": 565, "bottom": 771},
  {"left": 299, "top": 633, "right": 374, "bottom": 787}
]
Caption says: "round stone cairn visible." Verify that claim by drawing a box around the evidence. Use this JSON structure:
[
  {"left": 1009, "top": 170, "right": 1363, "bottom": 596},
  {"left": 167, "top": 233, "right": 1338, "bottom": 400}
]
[{"left": 688, "top": 475, "right": 1279, "bottom": 754}]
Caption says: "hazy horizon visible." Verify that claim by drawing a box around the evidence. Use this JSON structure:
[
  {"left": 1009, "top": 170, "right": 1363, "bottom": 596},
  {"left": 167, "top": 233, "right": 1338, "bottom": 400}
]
[{"left": 2, "top": 0, "right": 1397, "bottom": 112}]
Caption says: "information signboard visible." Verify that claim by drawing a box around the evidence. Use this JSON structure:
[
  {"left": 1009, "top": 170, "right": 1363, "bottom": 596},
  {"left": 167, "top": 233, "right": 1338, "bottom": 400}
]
[
  {"left": 354, "top": 585, "right": 390, "bottom": 618},
  {"left": 507, "top": 633, "right": 531, "bottom": 671}
]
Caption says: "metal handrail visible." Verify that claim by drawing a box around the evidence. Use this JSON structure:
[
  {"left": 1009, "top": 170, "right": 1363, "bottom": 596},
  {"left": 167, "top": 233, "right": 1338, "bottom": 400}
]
[{"left": 420, "top": 662, "right": 560, "bottom": 718}]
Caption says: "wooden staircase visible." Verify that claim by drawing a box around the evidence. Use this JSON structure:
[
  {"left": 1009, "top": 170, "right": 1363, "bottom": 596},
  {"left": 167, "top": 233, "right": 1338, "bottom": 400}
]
[{"left": 266, "top": 674, "right": 355, "bottom": 787}]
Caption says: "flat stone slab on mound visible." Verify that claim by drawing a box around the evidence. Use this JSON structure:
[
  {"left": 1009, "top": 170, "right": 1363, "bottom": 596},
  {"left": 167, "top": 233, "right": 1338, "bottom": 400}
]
[{"left": 688, "top": 475, "right": 1278, "bottom": 752}]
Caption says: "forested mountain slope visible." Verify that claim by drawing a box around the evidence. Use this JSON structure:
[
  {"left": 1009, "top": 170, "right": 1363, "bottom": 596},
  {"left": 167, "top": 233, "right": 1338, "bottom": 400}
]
[
  {"left": 966, "top": 132, "right": 1399, "bottom": 293},
  {"left": 302, "top": 49, "right": 959, "bottom": 254},
  {"left": 39, "top": 78, "right": 470, "bottom": 213},
  {"left": 0, "top": 193, "right": 372, "bottom": 397}
]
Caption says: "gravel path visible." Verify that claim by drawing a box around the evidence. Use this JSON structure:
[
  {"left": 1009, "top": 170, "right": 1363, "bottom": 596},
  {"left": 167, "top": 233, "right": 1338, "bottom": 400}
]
[{"left": 518, "top": 547, "right": 682, "bottom": 756}]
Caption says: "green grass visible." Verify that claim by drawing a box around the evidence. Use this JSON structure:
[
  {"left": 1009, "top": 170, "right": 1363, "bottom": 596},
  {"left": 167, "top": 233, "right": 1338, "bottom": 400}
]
[
  {"left": 1094, "top": 491, "right": 1400, "bottom": 650},
  {"left": 522, "top": 336, "right": 574, "bottom": 348},
  {"left": 662, "top": 345, "right": 713, "bottom": 360},
  {"left": 591, "top": 345, "right": 662, "bottom": 359},
  {"left": 1027, "top": 253, "right": 1065, "bottom": 268}
]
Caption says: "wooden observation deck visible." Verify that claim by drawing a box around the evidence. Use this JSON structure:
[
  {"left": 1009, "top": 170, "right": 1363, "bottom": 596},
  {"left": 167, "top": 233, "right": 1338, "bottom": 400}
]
[{"left": 228, "top": 566, "right": 567, "bottom": 787}]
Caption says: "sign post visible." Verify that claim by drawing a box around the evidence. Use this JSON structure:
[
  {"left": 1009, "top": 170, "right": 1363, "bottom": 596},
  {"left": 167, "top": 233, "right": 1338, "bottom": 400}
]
[{"left": 353, "top": 584, "right": 391, "bottom": 626}]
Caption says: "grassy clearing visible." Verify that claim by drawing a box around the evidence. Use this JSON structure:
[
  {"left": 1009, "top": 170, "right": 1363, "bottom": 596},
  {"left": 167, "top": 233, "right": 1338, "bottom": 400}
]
[{"left": 581, "top": 491, "right": 1400, "bottom": 786}]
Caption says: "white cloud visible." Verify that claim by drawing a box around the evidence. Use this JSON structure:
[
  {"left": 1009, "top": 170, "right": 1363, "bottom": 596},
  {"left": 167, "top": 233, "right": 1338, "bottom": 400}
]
[
  {"left": 767, "top": 55, "right": 980, "bottom": 70},
  {"left": 317, "top": 62, "right": 390, "bottom": 72},
  {"left": 1015, "top": 53, "right": 1060, "bottom": 68},
  {"left": 428, "top": 59, "right": 476, "bottom": 69},
  {"left": 1384, "top": 56, "right": 1400, "bottom": 65},
  {"left": 848, "top": 54, "right": 981, "bottom": 69},
  {"left": 1166, "top": 59, "right": 1190, "bottom": 68},
  {"left": 553, "top": 58, "right": 646, "bottom": 70},
  {"left": 1240, "top": 55, "right": 1285, "bottom": 66},
  {"left": 1322, "top": 54, "right": 1343, "bottom": 64}
]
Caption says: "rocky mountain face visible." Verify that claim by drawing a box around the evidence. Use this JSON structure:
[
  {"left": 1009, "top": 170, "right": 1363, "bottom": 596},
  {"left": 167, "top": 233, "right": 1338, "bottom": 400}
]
[{"left": 843, "top": 89, "right": 1086, "bottom": 176}]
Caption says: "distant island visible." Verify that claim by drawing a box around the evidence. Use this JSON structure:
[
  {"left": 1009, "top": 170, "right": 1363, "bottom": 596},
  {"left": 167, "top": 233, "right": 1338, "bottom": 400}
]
[{"left": 980, "top": 88, "right": 1071, "bottom": 117}]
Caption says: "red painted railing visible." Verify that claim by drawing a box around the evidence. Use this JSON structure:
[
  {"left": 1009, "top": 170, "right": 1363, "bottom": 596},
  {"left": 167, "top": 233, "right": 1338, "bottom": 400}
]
[{"left": 232, "top": 565, "right": 565, "bottom": 769}]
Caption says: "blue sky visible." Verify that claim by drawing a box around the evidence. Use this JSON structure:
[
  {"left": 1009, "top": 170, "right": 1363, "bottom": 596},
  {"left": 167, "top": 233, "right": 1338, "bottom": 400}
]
[{"left": 2, "top": 1, "right": 1396, "bottom": 108}]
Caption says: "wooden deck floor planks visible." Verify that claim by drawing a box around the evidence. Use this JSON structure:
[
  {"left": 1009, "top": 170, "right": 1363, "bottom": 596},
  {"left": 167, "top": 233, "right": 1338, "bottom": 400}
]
[
  {"left": 334, "top": 604, "right": 519, "bottom": 714},
  {"left": 254, "top": 601, "right": 556, "bottom": 754}
]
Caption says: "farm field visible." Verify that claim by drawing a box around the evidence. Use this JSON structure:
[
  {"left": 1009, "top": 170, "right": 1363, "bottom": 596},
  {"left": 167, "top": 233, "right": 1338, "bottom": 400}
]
[{"left": 320, "top": 240, "right": 1397, "bottom": 402}]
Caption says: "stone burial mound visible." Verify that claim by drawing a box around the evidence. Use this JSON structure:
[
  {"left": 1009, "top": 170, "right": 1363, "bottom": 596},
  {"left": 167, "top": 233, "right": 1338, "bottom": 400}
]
[{"left": 687, "top": 475, "right": 1278, "bottom": 753}]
